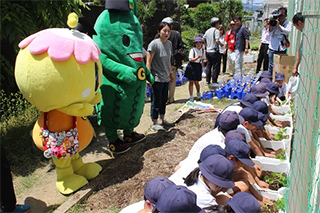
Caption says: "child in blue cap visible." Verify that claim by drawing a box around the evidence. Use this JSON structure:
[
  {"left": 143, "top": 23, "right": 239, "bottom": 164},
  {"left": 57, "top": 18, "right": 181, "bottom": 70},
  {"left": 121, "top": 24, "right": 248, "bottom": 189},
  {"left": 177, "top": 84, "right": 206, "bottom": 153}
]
[
  {"left": 275, "top": 72, "right": 288, "bottom": 103},
  {"left": 225, "top": 139, "right": 269, "bottom": 204},
  {"left": 184, "top": 155, "right": 235, "bottom": 208},
  {"left": 120, "top": 177, "right": 174, "bottom": 213},
  {"left": 264, "top": 82, "right": 281, "bottom": 115},
  {"left": 185, "top": 36, "right": 206, "bottom": 102}
]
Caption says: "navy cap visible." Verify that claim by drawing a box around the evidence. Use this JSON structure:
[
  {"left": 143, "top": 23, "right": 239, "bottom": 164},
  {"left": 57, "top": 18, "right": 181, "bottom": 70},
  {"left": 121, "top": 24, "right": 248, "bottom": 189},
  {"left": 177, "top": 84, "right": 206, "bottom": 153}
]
[
  {"left": 240, "top": 93, "right": 259, "bottom": 107},
  {"left": 225, "top": 130, "right": 246, "bottom": 143},
  {"left": 156, "top": 185, "right": 205, "bottom": 213},
  {"left": 199, "top": 155, "right": 235, "bottom": 188},
  {"left": 260, "top": 71, "right": 272, "bottom": 79},
  {"left": 199, "top": 145, "right": 226, "bottom": 162},
  {"left": 251, "top": 83, "right": 269, "bottom": 98},
  {"left": 144, "top": 177, "right": 175, "bottom": 206},
  {"left": 74, "top": 17, "right": 97, "bottom": 37},
  {"left": 260, "top": 77, "right": 271, "bottom": 84},
  {"left": 239, "top": 108, "right": 263, "bottom": 127},
  {"left": 194, "top": 36, "right": 204, "bottom": 43},
  {"left": 105, "top": 0, "right": 130, "bottom": 11},
  {"left": 275, "top": 72, "right": 285, "bottom": 81},
  {"left": 266, "top": 82, "right": 280, "bottom": 94},
  {"left": 225, "top": 139, "right": 255, "bottom": 167},
  {"left": 226, "top": 192, "right": 261, "bottom": 213},
  {"left": 219, "top": 111, "right": 245, "bottom": 131},
  {"left": 251, "top": 101, "right": 270, "bottom": 116}
]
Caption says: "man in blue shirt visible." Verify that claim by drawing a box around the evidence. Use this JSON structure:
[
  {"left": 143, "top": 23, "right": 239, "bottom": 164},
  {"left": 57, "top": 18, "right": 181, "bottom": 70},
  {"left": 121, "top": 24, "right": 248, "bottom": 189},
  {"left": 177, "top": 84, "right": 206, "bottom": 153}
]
[{"left": 234, "top": 16, "right": 250, "bottom": 77}]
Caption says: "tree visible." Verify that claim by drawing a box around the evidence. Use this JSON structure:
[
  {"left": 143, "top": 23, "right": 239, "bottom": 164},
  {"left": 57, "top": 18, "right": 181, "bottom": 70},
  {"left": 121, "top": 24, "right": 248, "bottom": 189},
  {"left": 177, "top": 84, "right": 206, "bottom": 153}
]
[{"left": 1, "top": 0, "right": 85, "bottom": 94}]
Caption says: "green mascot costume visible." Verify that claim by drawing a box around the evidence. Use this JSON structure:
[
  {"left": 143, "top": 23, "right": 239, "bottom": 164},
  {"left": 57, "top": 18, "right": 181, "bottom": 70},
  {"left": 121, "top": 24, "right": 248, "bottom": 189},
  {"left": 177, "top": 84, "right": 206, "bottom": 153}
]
[{"left": 93, "top": 0, "right": 154, "bottom": 154}]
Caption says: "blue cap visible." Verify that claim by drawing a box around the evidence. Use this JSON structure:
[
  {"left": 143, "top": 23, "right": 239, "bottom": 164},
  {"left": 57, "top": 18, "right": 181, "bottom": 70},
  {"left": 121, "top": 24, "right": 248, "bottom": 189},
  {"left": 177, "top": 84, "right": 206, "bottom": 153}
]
[
  {"left": 199, "top": 145, "right": 226, "bottom": 162},
  {"left": 251, "top": 83, "right": 269, "bottom": 98},
  {"left": 275, "top": 72, "right": 285, "bottom": 81},
  {"left": 226, "top": 192, "right": 261, "bottom": 213},
  {"left": 225, "top": 130, "right": 246, "bottom": 143},
  {"left": 251, "top": 101, "right": 270, "bottom": 116},
  {"left": 240, "top": 93, "right": 259, "bottom": 107},
  {"left": 225, "top": 139, "right": 255, "bottom": 167},
  {"left": 266, "top": 82, "right": 280, "bottom": 94},
  {"left": 156, "top": 185, "right": 205, "bottom": 213},
  {"left": 194, "top": 36, "right": 204, "bottom": 43},
  {"left": 199, "top": 155, "right": 235, "bottom": 188},
  {"left": 260, "top": 77, "right": 271, "bottom": 84},
  {"left": 260, "top": 71, "right": 272, "bottom": 79},
  {"left": 239, "top": 108, "right": 263, "bottom": 127},
  {"left": 144, "top": 177, "right": 175, "bottom": 206},
  {"left": 219, "top": 111, "right": 245, "bottom": 131}
]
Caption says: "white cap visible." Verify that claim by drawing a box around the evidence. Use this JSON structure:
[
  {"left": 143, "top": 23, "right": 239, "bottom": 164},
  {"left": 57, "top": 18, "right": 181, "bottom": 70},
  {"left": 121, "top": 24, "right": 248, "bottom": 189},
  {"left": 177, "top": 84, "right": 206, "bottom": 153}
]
[{"left": 162, "top": 17, "right": 173, "bottom": 24}]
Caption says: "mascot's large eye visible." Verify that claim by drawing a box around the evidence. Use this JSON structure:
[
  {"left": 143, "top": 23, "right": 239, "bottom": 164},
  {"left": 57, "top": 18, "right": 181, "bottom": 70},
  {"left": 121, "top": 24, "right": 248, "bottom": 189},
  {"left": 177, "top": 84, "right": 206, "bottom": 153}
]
[
  {"left": 122, "top": 35, "right": 130, "bottom": 47},
  {"left": 94, "top": 63, "right": 100, "bottom": 92}
]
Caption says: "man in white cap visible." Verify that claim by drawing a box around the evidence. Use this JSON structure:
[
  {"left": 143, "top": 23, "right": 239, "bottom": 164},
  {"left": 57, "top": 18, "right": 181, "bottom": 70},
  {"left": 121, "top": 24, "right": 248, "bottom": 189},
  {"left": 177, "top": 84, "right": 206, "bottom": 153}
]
[
  {"left": 161, "top": 17, "right": 185, "bottom": 104},
  {"left": 203, "top": 17, "right": 224, "bottom": 85}
]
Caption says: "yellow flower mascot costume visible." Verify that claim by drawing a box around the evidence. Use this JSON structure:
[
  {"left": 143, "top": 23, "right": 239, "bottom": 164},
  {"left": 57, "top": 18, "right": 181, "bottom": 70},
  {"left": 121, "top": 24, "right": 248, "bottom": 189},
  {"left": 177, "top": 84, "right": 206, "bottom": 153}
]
[
  {"left": 93, "top": 0, "right": 154, "bottom": 154},
  {"left": 14, "top": 13, "right": 103, "bottom": 195}
]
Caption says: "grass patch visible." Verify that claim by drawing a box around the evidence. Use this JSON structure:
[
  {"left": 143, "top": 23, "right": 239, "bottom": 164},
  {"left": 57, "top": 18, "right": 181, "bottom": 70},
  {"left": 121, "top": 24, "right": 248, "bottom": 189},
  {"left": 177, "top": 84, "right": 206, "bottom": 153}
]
[{"left": 203, "top": 97, "right": 238, "bottom": 109}]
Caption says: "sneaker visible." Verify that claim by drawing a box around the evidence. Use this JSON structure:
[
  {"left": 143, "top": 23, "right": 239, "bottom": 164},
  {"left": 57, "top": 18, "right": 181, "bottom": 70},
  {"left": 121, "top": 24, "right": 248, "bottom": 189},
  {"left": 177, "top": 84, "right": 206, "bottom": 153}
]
[
  {"left": 109, "top": 138, "right": 131, "bottom": 154},
  {"left": 123, "top": 132, "right": 146, "bottom": 145},
  {"left": 189, "top": 96, "right": 194, "bottom": 102},
  {"left": 196, "top": 93, "right": 201, "bottom": 101},
  {"left": 159, "top": 120, "right": 175, "bottom": 128},
  {"left": 151, "top": 124, "right": 165, "bottom": 132},
  {"left": 13, "top": 204, "right": 30, "bottom": 212}
]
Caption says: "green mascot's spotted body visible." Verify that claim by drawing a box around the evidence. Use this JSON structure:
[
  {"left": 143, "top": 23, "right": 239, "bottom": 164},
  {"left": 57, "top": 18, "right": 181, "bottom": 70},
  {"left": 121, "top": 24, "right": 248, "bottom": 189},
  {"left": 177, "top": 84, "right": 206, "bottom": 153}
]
[{"left": 93, "top": 0, "right": 154, "bottom": 153}]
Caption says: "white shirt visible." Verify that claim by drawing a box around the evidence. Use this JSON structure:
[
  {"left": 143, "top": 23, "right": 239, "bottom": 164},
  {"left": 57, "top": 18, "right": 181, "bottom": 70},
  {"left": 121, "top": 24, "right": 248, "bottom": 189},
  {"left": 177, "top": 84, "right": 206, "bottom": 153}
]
[
  {"left": 179, "top": 128, "right": 225, "bottom": 168},
  {"left": 269, "top": 20, "right": 292, "bottom": 51},
  {"left": 219, "top": 34, "right": 226, "bottom": 54},
  {"left": 278, "top": 82, "right": 288, "bottom": 97},
  {"left": 187, "top": 172, "right": 218, "bottom": 209},
  {"left": 189, "top": 47, "right": 206, "bottom": 63},
  {"left": 119, "top": 200, "right": 146, "bottom": 213}
]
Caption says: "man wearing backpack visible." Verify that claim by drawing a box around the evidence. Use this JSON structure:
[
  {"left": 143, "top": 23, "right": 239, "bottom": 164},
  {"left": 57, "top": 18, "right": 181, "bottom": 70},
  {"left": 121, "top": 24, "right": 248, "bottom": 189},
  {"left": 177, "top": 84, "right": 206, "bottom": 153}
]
[{"left": 203, "top": 17, "right": 223, "bottom": 85}]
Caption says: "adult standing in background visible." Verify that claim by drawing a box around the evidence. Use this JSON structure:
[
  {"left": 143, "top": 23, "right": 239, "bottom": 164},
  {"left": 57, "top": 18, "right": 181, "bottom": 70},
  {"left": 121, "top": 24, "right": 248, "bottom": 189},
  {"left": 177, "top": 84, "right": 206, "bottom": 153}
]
[
  {"left": 234, "top": 16, "right": 250, "bottom": 77},
  {"left": 223, "top": 21, "right": 237, "bottom": 76},
  {"left": 218, "top": 26, "right": 227, "bottom": 75},
  {"left": 292, "top": 12, "right": 304, "bottom": 76},
  {"left": 203, "top": 17, "right": 223, "bottom": 85},
  {"left": 256, "top": 18, "right": 271, "bottom": 73},
  {"left": 268, "top": 7, "right": 292, "bottom": 75},
  {"left": 147, "top": 22, "right": 174, "bottom": 132},
  {"left": 160, "top": 17, "right": 185, "bottom": 104}
]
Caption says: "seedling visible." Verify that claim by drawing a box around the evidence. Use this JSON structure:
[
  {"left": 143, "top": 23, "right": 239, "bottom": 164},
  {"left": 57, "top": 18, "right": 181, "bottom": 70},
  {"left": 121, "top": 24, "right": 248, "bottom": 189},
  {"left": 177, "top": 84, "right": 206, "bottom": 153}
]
[
  {"left": 273, "top": 128, "right": 289, "bottom": 141},
  {"left": 263, "top": 171, "right": 288, "bottom": 190},
  {"left": 275, "top": 149, "right": 286, "bottom": 161}
]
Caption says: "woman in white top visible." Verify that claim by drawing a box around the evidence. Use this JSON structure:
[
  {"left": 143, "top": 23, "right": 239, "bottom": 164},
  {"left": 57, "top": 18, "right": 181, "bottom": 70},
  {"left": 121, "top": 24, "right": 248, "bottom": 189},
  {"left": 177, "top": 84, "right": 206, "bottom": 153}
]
[{"left": 218, "top": 26, "right": 227, "bottom": 74}]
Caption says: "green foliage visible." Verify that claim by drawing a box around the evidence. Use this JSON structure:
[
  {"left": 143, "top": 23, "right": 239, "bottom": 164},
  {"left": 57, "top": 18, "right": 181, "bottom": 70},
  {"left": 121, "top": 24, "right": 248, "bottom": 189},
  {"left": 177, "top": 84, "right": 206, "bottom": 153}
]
[
  {"left": 137, "top": 0, "right": 157, "bottom": 25},
  {"left": 275, "top": 198, "right": 286, "bottom": 211},
  {"left": 250, "top": 44, "right": 259, "bottom": 50},
  {"left": 273, "top": 128, "right": 288, "bottom": 141},
  {"left": 193, "top": 3, "right": 219, "bottom": 33},
  {"left": 0, "top": 90, "right": 46, "bottom": 176},
  {"left": 181, "top": 27, "right": 199, "bottom": 53},
  {"left": 264, "top": 172, "right": 288, "bottom": 189},
  {"left": 275, "top": 149, "right": 286, "bottom": 161}
]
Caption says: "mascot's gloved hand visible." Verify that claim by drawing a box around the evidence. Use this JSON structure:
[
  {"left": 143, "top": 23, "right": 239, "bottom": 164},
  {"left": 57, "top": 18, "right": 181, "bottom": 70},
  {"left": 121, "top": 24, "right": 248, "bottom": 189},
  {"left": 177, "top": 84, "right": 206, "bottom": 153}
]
[
  {"left": 101, "top": 54, "right": 137, "bottom": 84},
  {"left": 145, "top": 66, "right": 154, "bottom": 84}
]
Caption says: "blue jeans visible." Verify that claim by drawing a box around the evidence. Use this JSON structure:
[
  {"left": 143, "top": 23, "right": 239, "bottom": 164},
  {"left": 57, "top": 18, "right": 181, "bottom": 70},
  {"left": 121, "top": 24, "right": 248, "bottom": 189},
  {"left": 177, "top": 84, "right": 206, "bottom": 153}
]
[
  {"left": 150, "top": 82, "right": 169, "bottom": 122},
  {"left": 268, "top": 49, "right": 286, "bottom": 76}
]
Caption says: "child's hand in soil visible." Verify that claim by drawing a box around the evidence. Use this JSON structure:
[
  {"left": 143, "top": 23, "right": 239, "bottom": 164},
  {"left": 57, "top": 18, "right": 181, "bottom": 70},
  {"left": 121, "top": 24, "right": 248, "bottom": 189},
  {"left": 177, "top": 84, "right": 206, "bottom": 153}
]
[
  {"left": 275, "top": 120, "right": 283, "bottom": 127},
  {"left": 265, "top": 152, "right": 276, "bottom": 158},
  {"left": 254, "top": 164, "right": 263, "bottom": 177},
  {"left": 258, "top": 180, "right": 270, "bottom": 189}
]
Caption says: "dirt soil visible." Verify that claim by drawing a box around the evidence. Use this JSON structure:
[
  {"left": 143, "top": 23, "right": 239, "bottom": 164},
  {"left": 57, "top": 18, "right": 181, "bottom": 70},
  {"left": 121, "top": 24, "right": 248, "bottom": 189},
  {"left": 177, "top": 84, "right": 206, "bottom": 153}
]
[{"left": 15, "top": 62, "right": 257, "bottom": 212}]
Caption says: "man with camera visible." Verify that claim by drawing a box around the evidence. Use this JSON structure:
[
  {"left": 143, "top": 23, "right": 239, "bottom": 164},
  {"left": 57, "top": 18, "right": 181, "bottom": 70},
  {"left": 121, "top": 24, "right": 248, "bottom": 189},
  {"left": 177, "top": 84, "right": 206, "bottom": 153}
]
[{"left": 268, "top": 7, "right": 292, "bottom": 75}]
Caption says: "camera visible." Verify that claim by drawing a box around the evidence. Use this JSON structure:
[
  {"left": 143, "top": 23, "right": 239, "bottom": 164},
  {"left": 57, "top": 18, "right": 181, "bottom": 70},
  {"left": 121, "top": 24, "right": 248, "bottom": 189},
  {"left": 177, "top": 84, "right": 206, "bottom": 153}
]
[{"left": 269, "top": 12, "right": 283, "bottom": 27}]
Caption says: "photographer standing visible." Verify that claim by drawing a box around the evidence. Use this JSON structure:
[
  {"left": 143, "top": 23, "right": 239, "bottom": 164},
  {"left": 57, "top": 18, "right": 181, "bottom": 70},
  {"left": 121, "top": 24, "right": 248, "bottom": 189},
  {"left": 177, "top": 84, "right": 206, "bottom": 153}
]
[{"left": 268, "top": 7, "right": 292, "bottom": 75}]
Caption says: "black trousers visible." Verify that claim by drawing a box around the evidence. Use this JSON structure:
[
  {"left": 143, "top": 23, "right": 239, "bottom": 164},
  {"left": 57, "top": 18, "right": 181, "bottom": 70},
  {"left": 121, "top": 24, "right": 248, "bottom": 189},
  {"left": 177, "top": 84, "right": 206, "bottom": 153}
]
[
  {"left": 1, "top": 145, "right": 17, "bottom": 212},
  {"left": 206, "top": 51, "right": 221, "bottom": 83},
  {"left": 220, "top": 52, "right": 227, "bottom": 74},
  {"left": 256, "top": 43, "right": 269, "bottom": 73}
]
